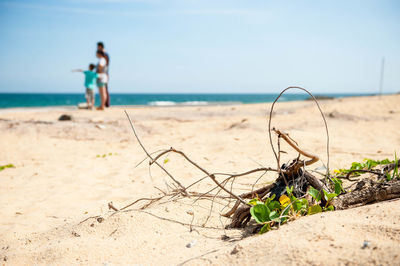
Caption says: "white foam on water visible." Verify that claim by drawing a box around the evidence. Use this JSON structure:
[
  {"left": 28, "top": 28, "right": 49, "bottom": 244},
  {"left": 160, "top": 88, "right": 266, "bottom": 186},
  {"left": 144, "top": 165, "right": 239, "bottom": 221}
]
[
  {"left": 148, "top": 101, "right": 177, "bottom": 106},
  {"left": 148, "top": 101, "right": 210, "bottom": 106},
  {"left": 182, "top": 101, "right": 209, "bottom": 106}
]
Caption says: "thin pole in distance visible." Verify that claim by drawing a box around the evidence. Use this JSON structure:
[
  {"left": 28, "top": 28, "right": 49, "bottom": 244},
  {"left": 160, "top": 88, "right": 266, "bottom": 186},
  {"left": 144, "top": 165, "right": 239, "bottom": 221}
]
[{"left": 379, "top": 57, "right": 385, "bottom": 96}]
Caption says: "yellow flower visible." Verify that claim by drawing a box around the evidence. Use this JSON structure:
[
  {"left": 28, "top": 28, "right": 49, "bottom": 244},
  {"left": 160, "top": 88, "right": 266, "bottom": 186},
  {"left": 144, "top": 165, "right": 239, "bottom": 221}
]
[{"left": 279, "top": 195, "right": 290, "bottom": 207}]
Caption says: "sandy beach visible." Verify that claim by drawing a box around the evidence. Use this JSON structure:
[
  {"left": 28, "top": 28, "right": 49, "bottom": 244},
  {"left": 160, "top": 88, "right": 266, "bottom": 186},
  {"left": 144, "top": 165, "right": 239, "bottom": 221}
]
[{"left": 1, "top": 94, "right": 399, "bottom": 265}]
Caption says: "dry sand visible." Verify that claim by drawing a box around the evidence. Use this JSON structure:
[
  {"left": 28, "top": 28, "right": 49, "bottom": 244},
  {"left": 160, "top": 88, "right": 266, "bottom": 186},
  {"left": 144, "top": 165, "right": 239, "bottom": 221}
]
[{"left": 0, "top": 94, "right": 399, "bottom": 265}]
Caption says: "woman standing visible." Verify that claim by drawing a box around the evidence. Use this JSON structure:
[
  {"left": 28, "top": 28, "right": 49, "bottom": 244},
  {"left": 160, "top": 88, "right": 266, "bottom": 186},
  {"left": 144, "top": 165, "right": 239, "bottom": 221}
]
[
  {"left": 96, "top": 50, "right": 108, "bottom": 110},
  {"left": 97, "top": 42, "right": 110, "bottom": 107}
]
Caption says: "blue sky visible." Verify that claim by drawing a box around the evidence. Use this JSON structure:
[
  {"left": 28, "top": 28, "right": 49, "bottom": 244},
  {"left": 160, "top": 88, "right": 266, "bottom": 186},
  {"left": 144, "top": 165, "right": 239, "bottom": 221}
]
[{"left": 0, "top": 0, "right": 399, "bottom": 93}]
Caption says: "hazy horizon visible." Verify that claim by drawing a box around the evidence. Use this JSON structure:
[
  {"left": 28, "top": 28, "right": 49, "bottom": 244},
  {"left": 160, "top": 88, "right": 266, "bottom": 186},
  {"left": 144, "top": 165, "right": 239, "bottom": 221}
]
[{"left": 1, "top": 0, "right": 399, "bottom": 94}]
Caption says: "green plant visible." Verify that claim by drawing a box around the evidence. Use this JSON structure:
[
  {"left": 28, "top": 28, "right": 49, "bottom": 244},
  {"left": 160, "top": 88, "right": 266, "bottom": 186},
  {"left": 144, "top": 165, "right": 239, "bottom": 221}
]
[
  {"left": 248, "top": 183, "right": 345, "bottom": 234},
  {"left": 0, "top": 164, "right": 15, "bottom": 171},
  {"left": 308, "top": 186, "right": 339, "bottom": 211},
  {"left": 390, "top": 153, "right": 399, "bottom": 181},
  {"left": 328, "top": 177, "right": 343, "bottom": 194},
  {"left": 96, "top": 153, "right": 117, "bottom": 158},
  {"left": 249, "top": 186, "right": 309, "bottom": 234},
  {"left": 334, "top": 157, "right": 397, "bottom": 177}
]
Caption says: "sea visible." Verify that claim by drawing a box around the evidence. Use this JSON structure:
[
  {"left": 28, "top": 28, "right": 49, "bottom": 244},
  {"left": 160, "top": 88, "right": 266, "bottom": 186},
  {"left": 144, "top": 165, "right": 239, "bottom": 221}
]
[{"left": 0, "top": 93, "right": 373, "bottom": 109}]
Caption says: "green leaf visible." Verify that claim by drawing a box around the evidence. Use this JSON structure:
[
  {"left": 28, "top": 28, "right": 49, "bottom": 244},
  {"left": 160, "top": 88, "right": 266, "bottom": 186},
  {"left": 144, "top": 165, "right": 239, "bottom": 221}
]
[
  {"left": 267, "top": 200, "right": 281, "bottom": 211},
  {"left": 323, "top": 190, "right": 338, "bottom": 202},
  {"left": 364, "top": 159, "right": 379, "bottom": 170},
  {"left": 269, "top": 194, "right": 276, "bottom": 201},
  {"left": 248, "top": 199, "right": 257, "bottom": 205},
  {"left": 289, "top": 194, "right": 297, "bottom": 203},
  {"left": 386, "top": 172, "right": 392, "bottom": 181},
  {"left": 259, "top": 223, "right": 271, "bottom": 234},
  {"left": 308, "top": 204, "right": 322, "bottom": 215},
  {"left": 380, "top": 158, "right": 392, "bottom": 164},
  {"left": 249, "top": 199, "right": 264, "bottom": 206},
  {"left": 393, "top": 153, "right": 399, "bottom": 179},
  {"left": 286, "top": 186, "right": 294, "bottom": 195},
  {"left": 269, "top": 210, "right": 280, "bottom": 222},
  {"left": 334, "top": 182, "right": 342, "bottom": 195},
  {"left": 292, "top": 200, "right": 303, "bottom": 212},
  {"left": 250, "top": 204, "right": 270, "bottom": 224},
  {"left": 264, "top": 194, "right": 276, "bottom": 205},
  {"left": 299, "top": 198, "right": 309, "bottom": 209},
  {"left": 308, "top": 187, "right": 322, "bottom": 202},
  {"left": 0, "top": 164, "right": 15, "bottom": 171},
  {"left": 327, "top": 193, "right": 338, "bottom": 200},
  {"left": 350, "top": 162, "right": 363, "bottom": 170},
  {"left": 325, "top": 205, "right": 335, "bottom": 211},
  {"left": 163, "top": 158, "right": 170, "bottom": 164}
]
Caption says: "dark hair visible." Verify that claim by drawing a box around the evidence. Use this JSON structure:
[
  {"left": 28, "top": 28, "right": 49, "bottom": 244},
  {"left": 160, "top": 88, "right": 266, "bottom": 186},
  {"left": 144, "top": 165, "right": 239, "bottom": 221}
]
[
  {"left": 97, "top": 42, "right": 104, "bottom": 48},
  {"left": 96, "top": 50, "right": 105, "bottom": 57},
  {"left": 89, "top": 63, "right": 96, "bottom": 70}
]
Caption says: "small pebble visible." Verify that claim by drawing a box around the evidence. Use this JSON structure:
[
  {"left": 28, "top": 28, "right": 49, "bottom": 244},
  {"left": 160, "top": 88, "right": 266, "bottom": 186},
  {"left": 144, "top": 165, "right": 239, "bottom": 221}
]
[
  {"left": 58, "top": 114, "right": 72, "bottom": 121},
  {"left": 362, "top": 240, "right": 370, "bottom": 249},
  {"left": 186, "top": 240, "right": 196, "bottom": 248},
  {"left": 231, "top": 245, "right": 242, "bottom": 255},
  {"left": 231, "top": 247, "right": 239, "bottom": 255}
]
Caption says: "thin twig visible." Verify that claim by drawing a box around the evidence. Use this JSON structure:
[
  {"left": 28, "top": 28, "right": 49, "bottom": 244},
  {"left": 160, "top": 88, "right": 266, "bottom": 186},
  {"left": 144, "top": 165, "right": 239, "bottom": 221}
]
[
  {"left": 268, "top": 86, "right": 330, "bottom": 179},
  {"left": 124, "top": 111, "right": 188, "bottom": 194},
  {"left": 177, "top": 249, "right": 219, "bottom": 266},
  {"left": 273, "top": 128, "right": 319, "bottom": 166},
  {"left": 149, "top": 147, "right": 249, "bottom": 205}
]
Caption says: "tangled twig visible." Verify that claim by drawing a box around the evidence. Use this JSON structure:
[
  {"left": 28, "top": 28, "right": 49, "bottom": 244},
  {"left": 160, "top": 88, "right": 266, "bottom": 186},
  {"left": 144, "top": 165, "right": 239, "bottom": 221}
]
[{"left": 99, "top": 87, "right": 400, "bottom": 233}]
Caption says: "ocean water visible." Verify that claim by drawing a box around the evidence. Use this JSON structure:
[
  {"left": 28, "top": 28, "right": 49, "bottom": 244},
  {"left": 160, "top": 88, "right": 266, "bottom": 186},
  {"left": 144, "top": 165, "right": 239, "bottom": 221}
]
[{"left": 0, "top": 93, "right": 371, "bottom": 109}]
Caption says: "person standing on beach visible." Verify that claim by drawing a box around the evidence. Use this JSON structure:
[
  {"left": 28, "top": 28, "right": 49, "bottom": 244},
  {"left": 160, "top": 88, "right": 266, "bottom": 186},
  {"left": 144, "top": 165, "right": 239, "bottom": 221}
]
[
  {"left": 96, "top": 50, "right": 108, "bottom": 110},
  {"left": 71, "top": 63, "right": 98, "bottom": 110},
  {"left": 97, "top": 42, "right": 110, "bottom": 107}
]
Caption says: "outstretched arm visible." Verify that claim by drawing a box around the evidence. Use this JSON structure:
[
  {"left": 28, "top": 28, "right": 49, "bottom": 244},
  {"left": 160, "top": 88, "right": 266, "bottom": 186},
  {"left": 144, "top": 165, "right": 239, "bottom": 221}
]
[{"left": 71, "top": 69, "right": 84, "bottom": 73}]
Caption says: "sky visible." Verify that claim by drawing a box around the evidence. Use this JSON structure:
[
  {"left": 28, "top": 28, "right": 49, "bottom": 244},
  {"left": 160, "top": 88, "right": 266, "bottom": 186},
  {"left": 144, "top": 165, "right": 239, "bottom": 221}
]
[{"left": 0, "top": 0, "right": 399, "bottom": 93}]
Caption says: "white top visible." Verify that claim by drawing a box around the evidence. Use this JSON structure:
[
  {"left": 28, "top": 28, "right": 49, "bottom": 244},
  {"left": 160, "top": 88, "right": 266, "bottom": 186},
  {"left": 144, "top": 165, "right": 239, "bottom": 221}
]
[{"left": 97, "top": 58, "right": 108, "bottom": 83}]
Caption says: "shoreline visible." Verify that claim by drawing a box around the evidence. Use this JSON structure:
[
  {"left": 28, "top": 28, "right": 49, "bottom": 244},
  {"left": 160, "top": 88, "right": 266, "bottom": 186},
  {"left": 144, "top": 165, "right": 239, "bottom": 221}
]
[
  {"left": 0, "top": 92, "right": 392, "bottom": 110},
  {"left": 0, "top": 93, "right": 389, "bottom": 112}
]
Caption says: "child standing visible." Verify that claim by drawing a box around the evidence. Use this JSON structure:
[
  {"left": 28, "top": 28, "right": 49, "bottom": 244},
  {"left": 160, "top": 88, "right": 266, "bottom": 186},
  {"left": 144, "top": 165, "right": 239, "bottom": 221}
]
[{"left": 72, "top": 64, "right": 98, "bottom": 109}]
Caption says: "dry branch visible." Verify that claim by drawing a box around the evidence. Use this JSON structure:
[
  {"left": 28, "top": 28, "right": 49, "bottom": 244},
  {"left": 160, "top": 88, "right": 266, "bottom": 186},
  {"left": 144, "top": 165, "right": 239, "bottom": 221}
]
[
  {"left": 334, "top": 179, "right": 400, "bottom": 210},
  {"left": 117, "top": 87, "right": 399, "bottom": 234},
  {"left": 273, "top": 128, "right": 319, "bottom": 167}
]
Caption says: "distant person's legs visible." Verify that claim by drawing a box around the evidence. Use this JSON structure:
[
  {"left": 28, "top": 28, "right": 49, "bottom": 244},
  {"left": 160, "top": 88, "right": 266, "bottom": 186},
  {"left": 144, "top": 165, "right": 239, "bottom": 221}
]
[
  {"left": 85, "top": 88, "right": 90, "bottom": 109},
  {"left": 87, "top": 89, "right": 94, "bottom": 110},
  {"left": 91, "top": 93, "right": 95, "bottom": 110},
  {"left": 97, "top": 86, "right": 106, "bottom": 110},
  {"left": 85, "top": 88, "right": 94, "bottom": 109},
  {"left": 105, "top": 83, "right": 110, "bottom": 107},
  {"left": 97, "top": 82, "right": 107, "bottom": 110}
]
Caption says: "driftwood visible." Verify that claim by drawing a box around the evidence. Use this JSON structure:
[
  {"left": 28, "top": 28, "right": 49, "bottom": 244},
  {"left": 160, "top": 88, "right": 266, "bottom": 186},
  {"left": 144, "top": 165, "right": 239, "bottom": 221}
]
[
  {"left": 334, "top": 179, "right": 400, "bottom": 210},
  {"left": 110, "top": 86, "right": 400, "bottom": 234}
]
